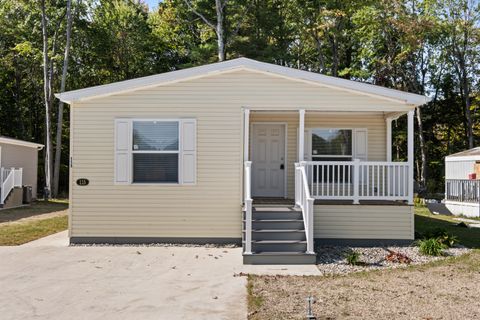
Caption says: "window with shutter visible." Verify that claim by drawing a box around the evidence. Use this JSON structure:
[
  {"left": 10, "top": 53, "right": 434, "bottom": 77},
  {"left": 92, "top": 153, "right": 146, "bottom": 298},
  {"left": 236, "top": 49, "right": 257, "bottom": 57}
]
[
  {"left": 114, "top": 118, "right": 196, "bottom": 185},
  {"left": 305, "top": 128, "right": 368, "bottom": 183}
]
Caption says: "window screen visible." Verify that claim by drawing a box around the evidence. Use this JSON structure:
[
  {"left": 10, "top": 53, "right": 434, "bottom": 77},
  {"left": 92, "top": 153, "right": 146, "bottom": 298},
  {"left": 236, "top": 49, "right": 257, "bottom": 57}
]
[
  {"left": 132, "top": 121, "right": 179, "bottom": 183},
  {"left": 133, "top": 153, "right": 178, "bottom": 183}
]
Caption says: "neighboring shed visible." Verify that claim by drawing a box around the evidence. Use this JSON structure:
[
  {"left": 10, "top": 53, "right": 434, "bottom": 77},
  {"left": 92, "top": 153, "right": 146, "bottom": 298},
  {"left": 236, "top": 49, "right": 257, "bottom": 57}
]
[
  {"left": 0, "top": 136, "right": 44, "bottom": 208},
  {"left": 445, "top": 148, "right": 480, "bottom": 217}
]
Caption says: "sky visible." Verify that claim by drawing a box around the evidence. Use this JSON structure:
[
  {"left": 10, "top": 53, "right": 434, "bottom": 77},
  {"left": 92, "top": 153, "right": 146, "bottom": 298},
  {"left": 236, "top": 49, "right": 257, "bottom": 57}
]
[{"left": 143, "top": 0, "right": 160, "bottom": 10}]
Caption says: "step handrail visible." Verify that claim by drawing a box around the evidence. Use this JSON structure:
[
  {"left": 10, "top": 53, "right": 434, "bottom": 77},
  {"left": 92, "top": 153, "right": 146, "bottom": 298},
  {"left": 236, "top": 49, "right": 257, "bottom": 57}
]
[
  {"left": 295, "top": 162, "right": 315, "bottom": 254},
  {"left": 1, "top": 167, "right": 15, "bottom": 205}
]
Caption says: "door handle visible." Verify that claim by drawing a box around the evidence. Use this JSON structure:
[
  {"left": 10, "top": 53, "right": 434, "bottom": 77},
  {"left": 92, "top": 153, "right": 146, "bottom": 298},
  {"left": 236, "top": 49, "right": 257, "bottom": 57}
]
[{"left": 280, "top": 164, "right": 284, "bottom": 170}]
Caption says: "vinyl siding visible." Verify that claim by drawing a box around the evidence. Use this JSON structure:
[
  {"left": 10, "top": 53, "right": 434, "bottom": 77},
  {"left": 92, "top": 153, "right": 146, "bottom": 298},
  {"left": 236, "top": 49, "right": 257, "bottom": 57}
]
[
  {"left": 250, "top": 112, "right": 386, "bottom": 198},
  {"left": 314, "top": 205, "right": 414, "bottom": 239},
  {"left": 0, "top": 143, "right": 39, "bottom": 198},
  {"left": 445, "top": 160, "right": 474, "bottom": 179},
  {"left": 71, "top": 69, "right": 407, "bottom": 238}
]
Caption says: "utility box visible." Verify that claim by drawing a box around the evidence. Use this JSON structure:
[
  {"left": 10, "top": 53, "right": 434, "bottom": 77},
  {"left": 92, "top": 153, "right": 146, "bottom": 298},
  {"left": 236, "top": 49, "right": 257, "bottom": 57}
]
[{"left": 23, "top": 186, "right": 32, "bottom": 204}]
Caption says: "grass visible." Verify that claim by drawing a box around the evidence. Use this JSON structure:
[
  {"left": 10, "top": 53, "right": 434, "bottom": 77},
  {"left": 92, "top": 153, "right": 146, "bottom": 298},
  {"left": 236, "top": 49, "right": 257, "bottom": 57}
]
[
  {"left": 415, "top": 206, "right": 480, "bottom": 248},
  {"left": 0, "top": 200, "right": 68, "bottom": 245},
  {"left": 0, "top": 215, "right": 68, "bottom": 245},
  {"left": 247, "top": 275, "right": 264, "bottom": 309}
]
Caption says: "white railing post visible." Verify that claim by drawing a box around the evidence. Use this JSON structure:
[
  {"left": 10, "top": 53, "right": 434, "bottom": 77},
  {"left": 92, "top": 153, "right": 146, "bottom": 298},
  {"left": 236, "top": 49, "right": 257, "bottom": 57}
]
[
  {"left": 244, "top": 199, "right": 252, "bottom": 255},
  {"left": 353, "top": 159, "right": 360, "bottom": 204},
  {"left": 386, "top": 117, "right": 392, "bottom": 162},
  {"left": 243, "top": 161, "right": 252, "bottom": 255},
  {"left": 407, "top": 110, "right": 414, "bottom": 204},
  {"left": 306, "top": 198, "right": 315, "bottom": 254},
  {"left": 298, "top": 109, "right": 305, "bottom": 161},
  {"left": 0, "top": 167, "right": 3, "bottom": 204},
  {"left": 243, "top": 108, "right": 250, "bottom": 162},
  {"left": 295, "top": 163, "right": 298, "bottom": 204}
]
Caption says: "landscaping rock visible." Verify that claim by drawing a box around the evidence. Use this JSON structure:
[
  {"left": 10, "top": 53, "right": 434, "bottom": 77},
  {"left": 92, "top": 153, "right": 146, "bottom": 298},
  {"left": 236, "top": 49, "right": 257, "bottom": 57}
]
[{"left": 315, "top": 245, "right": 470, "bottom": 276}]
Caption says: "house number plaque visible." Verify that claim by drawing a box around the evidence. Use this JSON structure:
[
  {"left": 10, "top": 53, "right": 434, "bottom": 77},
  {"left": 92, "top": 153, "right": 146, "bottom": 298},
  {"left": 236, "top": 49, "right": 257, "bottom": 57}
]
[{"left": 76, "top": 178, "right": 89, "bottom": 186}]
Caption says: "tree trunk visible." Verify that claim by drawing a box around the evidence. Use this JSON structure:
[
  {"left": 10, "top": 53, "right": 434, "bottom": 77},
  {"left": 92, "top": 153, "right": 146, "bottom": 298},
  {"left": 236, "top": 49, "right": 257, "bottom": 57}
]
[
  {"left": 215, "top": 0, "right": 225, "bottom": 61},
  {"left": 53, "top": 0, "right": 73, "bottom": 198},
  {"left": 41, "top": 0, "right": 52, "bottom": 199},
  {"left": 415, "top": 107, "right": 427, "bottom": 191},
  {"left": 461, "top": 70, "right": 473, "bottom": 149}
]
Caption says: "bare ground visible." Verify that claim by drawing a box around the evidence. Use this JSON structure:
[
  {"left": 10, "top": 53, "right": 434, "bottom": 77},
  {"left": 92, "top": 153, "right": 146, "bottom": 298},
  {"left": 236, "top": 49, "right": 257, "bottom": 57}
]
[
  {"left": 0, "top": 200, "right": 67, "bottom": 225},
  {"left": 248, "top": 251, "right": 480, "bottom": 320}
]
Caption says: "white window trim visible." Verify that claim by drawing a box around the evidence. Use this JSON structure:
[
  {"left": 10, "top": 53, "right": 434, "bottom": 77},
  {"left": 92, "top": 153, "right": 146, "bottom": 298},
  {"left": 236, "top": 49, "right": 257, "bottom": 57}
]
[
  {"left": 307, "top": 127, "right": 367, "bottom": 161},
  {"left": 132, "top": 119, "right": 182, "bottom": 185},
  {"left": 120, "top": 118, "right": 185, "bottom": 185}
]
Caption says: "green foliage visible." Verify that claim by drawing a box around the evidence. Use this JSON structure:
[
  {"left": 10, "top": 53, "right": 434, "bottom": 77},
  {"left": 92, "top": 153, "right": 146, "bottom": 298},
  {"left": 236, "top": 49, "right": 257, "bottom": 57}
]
[
  {"left": 422, "top": 228, "right": 459, "bottom": 248},
  {"left": 0, "top": 0, "right": 479, "bottom": 196},
  {"left": 417, "top": 237, "right": 447, "bottom": 256},
  {"left": 345, "top": 250, "right": 361, "bottom": 265}
]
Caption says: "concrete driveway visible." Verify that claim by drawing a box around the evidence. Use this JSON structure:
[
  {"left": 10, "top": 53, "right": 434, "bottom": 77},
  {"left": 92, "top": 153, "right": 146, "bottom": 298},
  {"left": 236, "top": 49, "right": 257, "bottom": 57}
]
[
  {"left": 0, "top": 232, "right": 247, "bottom": 320},
  {"left": 0, "top": 232, "right": 320, "bottom": 319}
]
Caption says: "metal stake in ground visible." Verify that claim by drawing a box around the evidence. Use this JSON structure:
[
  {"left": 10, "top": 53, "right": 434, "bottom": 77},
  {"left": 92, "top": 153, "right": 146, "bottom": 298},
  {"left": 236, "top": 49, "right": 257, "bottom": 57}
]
[{"left": 306, "top": 295, "right": 316, "bottom": 320}]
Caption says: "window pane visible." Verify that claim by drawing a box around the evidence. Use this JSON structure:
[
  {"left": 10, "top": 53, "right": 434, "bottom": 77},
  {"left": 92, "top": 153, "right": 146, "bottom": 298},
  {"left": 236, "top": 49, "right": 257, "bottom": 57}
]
[
  {"left": 133, "top": 153, "right": 178, "bottom": 183},
  {"left": 312, "top": 129, "right": 352, "bottom": 156},
  {"left": 133, "top": 121, "right": 178, "bottom": 151}
]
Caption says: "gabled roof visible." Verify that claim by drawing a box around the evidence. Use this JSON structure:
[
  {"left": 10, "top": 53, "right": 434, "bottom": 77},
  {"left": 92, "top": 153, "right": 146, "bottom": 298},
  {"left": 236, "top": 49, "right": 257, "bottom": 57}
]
[
  {"left": 56, "top": 57, "right": 429, "bottom": 106},
  {"left": 446, "top": 147, "right": 480, "bottom": 161},
  {"left": 0, "top": 136, "right": 44, "bottom": 149}
]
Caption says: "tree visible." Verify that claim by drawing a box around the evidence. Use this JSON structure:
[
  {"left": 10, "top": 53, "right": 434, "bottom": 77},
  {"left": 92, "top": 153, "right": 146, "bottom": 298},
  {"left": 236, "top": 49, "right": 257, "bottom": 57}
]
[
  {"left": 184, "top": 0, "right": 227, "bottom": 61},
  {"left": 40, "top": 0, "right": 52, "bottom": 199},
  {"left": 53, "top": 0, "right": 73, "bottom": 198},
  {"left": 442, "top": 0, "right": 480, "bottom": 149}
]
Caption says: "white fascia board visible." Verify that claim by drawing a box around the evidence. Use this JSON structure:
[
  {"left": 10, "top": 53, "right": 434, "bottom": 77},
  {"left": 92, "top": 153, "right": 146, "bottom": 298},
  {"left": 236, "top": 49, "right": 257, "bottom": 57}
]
[
  {"left": 445, "top": 156, "right": 480, "bottom": 162},
  {"left": 0, "top": 137, "right": 44, "bottom": 149},
  {"left": 56, "top": 57, "right": 429, "bottom": 106}
]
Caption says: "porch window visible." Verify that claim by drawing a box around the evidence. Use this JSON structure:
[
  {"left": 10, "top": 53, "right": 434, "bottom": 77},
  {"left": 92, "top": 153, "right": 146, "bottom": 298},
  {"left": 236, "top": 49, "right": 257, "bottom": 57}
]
[
  {"left": 132, "top": 121, "right": 179, "bottom": 183},
  {"left": 311, "top": 129, "right": 353, "bottom": 183},
  {"left": 311, "top": 129, "right": 352, "bottom": 161}
]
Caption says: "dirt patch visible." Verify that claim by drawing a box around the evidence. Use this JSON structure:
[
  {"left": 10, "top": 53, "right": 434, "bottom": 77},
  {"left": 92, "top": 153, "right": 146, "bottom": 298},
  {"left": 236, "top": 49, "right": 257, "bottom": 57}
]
[
  {"left": 248, "top": 251, "right": 480, "bottom": 319},
  {"left": 0, "top": 201, "right": 67, "bottom": 225}
]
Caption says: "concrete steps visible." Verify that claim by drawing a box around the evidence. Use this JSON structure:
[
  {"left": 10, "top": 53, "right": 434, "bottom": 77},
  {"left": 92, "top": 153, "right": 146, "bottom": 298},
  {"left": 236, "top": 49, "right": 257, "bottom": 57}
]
[
  {"left": 0, "top": 187, "right": 23, "bottom": 209},
  {"left": 243, "top": 205, "right": 316, "bottom": 264}
]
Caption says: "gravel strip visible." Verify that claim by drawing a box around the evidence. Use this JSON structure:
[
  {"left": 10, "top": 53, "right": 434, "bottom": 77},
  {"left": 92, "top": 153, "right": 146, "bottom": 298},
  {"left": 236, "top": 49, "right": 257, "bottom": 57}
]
[{"left": 315, "top": 245, "right": 470, "bottom": 275}]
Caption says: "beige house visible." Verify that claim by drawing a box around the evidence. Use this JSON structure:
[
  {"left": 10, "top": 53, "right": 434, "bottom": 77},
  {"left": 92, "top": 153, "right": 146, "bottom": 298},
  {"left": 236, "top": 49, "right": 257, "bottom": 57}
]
[
  {"left": 57, "top": 58, "right": 428, "bottom": 264},
  {"left": 0, "top": 136, "right": 44, "bottom": 209}
]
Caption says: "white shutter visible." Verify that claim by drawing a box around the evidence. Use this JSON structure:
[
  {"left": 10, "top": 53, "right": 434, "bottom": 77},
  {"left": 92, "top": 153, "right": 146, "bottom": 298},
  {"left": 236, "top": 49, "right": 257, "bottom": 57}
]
[
  {"left": 304, "top": 129, "right": 311, "bottom": 161},
  {"left": 115, "top": 119, "right": 131, "bottom": 184},
  {"left": 180, "top": 119, "right": 196, "bottom": 184},
  {"left": 296, "top": 128, "right": 311, "bottom": 161},
  {"left": 354, "top": 128, "right": 368, "bottom": 161}
]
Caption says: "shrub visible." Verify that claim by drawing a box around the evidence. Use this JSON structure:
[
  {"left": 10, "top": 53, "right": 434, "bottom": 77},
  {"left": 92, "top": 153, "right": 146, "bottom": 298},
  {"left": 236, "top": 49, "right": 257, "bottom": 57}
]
[
  {"left": 345, "top": 250, "right": 361, "bottom": 265},
  {"left": 423, "top": 228, "right": 458, "bottom": 248},
  {"left": 417, "top": 238, "right": 446, "bottom": 256}
]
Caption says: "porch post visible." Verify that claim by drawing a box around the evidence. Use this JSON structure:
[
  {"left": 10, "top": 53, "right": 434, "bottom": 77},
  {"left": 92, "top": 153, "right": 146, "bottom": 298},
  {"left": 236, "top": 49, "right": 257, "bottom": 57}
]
[
  {"left": 298, "top": 109, "right": 305, "bottom": 161},
  {"left": 407, "top": 110, "right": 414, "bottom": 204},
  {"left": 386, "top": 117, "right": 392, "bottom": 162},
  {"left": 244, "top": 108, "right": 250, "bottom": 161}
]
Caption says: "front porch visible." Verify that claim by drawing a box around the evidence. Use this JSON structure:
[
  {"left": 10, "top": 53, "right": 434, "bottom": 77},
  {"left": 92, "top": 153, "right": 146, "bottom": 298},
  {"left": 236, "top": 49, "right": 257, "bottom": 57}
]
[{"left": 242, "top": 109, "right": 415, "bottom": 264}]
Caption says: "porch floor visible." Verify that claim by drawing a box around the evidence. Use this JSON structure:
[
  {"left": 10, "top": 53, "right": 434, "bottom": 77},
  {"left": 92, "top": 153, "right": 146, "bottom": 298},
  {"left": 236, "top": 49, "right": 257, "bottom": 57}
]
[{"left": 253, "top": 198, "right": 409, "bottom": 206}]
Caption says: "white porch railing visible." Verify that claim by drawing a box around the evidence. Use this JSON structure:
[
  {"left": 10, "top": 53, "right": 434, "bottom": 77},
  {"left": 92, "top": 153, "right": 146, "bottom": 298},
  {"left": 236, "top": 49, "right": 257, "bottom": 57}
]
[
  {"left": 446, "top": 179, "right": 480, "bottom": 203},
  {"left": 243, "top": 161, "right": 253, "bottom": 254},
  {"left": 305, "top": 160, "right": 411, "bottom": 203},
  {"left": 0, "top": 167, "right": 23, "bottom": 204},
  {"left": 294, "top": 162, "right": 315, "bottom": 254}
]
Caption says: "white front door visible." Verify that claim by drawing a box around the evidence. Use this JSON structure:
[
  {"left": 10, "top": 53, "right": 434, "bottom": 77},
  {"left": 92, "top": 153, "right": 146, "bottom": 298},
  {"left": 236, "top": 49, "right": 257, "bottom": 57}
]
[{"left": 251, "top": 124, "right": 286, "bottom": 197}]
